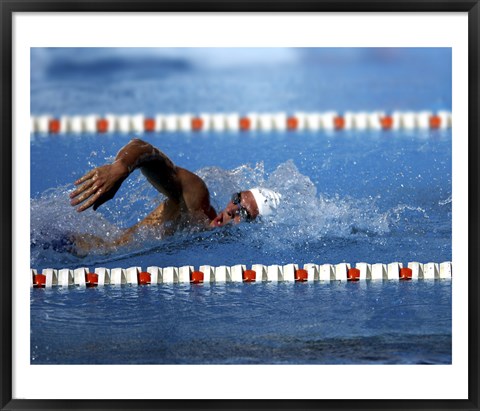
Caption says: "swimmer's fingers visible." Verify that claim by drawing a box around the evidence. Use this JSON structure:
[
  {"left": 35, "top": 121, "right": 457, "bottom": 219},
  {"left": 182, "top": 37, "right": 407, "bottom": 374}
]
[
  {"left": 75, "top": 179, "right": 121, "bottom": 212},
  {"left": 71, "top": 164, "right": 126, "bottom": 212},
  {"left": 75, "top": 189, "right": 104, "bottom": 212},
  {"left": 69, "top": 178, "right": 96, "bottom": 201},
  {"left": 71, "top": 184, "right": 100, "bottom": 210},
  {"left": 74, "top": 169, "right": 96, "bottom": 186}
]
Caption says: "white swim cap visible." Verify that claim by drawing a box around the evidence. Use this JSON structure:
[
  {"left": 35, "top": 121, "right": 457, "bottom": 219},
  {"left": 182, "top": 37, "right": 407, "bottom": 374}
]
[{"left": 249, "top": 188, "right": 282, "bottom": 216}]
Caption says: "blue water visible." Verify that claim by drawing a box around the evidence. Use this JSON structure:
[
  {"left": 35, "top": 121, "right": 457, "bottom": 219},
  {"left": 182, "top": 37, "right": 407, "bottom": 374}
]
[
  {"left": 31, "top": 130, "right": 452, "bottom": 269},
  {"left": 31, "top": 281, "right": 451, "bottom": 364},
  {"left": 30, "top": 48, "right": 452, "bottom": 364}
]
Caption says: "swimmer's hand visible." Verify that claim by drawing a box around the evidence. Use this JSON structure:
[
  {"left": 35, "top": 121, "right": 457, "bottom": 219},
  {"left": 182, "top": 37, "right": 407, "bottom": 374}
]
[{"left": 70, "top": 161, "right": 129, "bottom": 212}]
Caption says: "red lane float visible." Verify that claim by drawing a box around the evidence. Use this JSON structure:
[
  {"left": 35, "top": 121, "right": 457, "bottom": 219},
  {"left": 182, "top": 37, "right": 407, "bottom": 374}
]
[
  {"left": 429, "top": 115, "right": 441, "bottom": 129},
  {"left": 287, "top": 117, "right": 299, "bottom": 131},
  {"left": 33, "top": 274, "right": 46, "bottom": 288},
  {"left": 399, "top": 268, "right": 413, "bottom": 280},
  {"left": 144, "top": 118, "right": 156, "bottom": 132},
  {"left": 243, "top": 269, "right": 256, "bottom": 282},
  {"left": 334, "top": 116, "right": 345, "bottom": 130},
  {"left": 48, "top": 119, "right": 61, "bottom": 133},
  {"left": 191, "top": 118, "right": 203, "bottom": 131},
  {"left": 294, "top": 269, "right": 308, "bottom": 282},
  {"left": 239, "top": 117, "right": 251, "bottom": 131},
  {"left": 380, "top": 116, "right": 393, "bottom": 130},
  {"left": 191, "top": 271, "right": 204, "bottom": 284},
  {"left": 347, "top": 268, "right": 361, "bottom": 281},
  {"left": 97, "top": 119, "right": 109, "bottom": 133},
  {"left": 137, "top": 271, "right": 151, "bottom": 285},
  {"left": 85, "top": 273, "right": 99, "bottom": 287}
]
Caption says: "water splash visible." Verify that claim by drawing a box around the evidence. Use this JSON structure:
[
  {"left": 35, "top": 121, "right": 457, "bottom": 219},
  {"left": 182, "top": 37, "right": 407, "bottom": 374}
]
[
  {"left": 30, "top": 184, "right": 123, "bottom": 266},
  {"left": 438, "top": 195, "right": 452, "bottom": 206},
  {"left": 31, "top": 160, "right": 433, "bottom": 268}
]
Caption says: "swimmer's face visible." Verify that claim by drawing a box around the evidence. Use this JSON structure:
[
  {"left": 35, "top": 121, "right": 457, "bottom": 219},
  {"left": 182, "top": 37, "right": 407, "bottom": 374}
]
[{"left": 210, "top": 191, "right": 260, "bottom": 227}]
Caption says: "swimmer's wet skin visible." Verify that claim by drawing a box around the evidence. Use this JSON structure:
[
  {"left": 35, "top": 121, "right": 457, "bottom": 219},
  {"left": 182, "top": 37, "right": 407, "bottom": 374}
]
[{"left": 69, "top": 138, "right": 280, "bottom": 252}]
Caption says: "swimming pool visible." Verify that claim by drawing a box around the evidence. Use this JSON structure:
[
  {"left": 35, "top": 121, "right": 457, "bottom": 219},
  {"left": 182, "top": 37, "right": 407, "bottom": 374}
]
[{"left": 30, "top": 48, "right": 452, "bottom": 364}]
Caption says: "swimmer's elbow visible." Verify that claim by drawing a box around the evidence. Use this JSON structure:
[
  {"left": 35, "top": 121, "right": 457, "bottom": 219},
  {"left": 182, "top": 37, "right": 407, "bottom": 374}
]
[
  {"left": 127, "top": 138, "right": 153, "bottom": 153},
  {"left": 129, "top": 137, "right": 146, "bottom": 145}
]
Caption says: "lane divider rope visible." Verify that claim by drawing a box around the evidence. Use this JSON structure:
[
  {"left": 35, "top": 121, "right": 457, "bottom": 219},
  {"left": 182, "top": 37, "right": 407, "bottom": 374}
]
[
  {"left": 30, "top": 261, "right": 452, "bottom": 288},
  {"left": 31, "top": 111, "right": 452, "bottom": 134}
]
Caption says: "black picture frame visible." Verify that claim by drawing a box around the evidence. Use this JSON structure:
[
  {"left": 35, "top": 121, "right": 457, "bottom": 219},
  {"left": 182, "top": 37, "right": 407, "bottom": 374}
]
[{"left": 1, "top": 1, "right": 478, "bottom": 410}]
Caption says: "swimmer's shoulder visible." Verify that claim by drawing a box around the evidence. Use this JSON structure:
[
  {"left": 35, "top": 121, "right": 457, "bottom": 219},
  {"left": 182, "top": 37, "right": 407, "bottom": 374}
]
[{"left": 176, "top": 167, "right": 215, "bottom": 216}]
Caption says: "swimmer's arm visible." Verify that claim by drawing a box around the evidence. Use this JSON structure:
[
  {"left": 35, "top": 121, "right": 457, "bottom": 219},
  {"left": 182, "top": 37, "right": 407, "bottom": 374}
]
[
  {"left": 111, "top": 200, "right": 179, "bottom": 246},
  {"left": 71, "top": 138, "right": 183, "bottom": 212},
  {"left": 115, "top": 138, "right": 183, "bottom": 200},
  {"left": 70, "top": 202, "right": 176, "bottom": 256},
  {"left": 116, "top": 139, "right": 215, "bottom": 217}
]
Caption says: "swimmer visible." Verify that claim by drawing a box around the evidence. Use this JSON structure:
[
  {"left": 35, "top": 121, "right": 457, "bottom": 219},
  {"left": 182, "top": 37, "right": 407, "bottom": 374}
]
[{"left": 69, "top": 138, "right": 280, "bottom": 253}]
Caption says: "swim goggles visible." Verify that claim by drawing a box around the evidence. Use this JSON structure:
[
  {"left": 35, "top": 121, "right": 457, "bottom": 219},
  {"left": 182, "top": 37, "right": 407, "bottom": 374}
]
[{"left": 231, "top": 192, "right": 253, "bottom": 221}]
